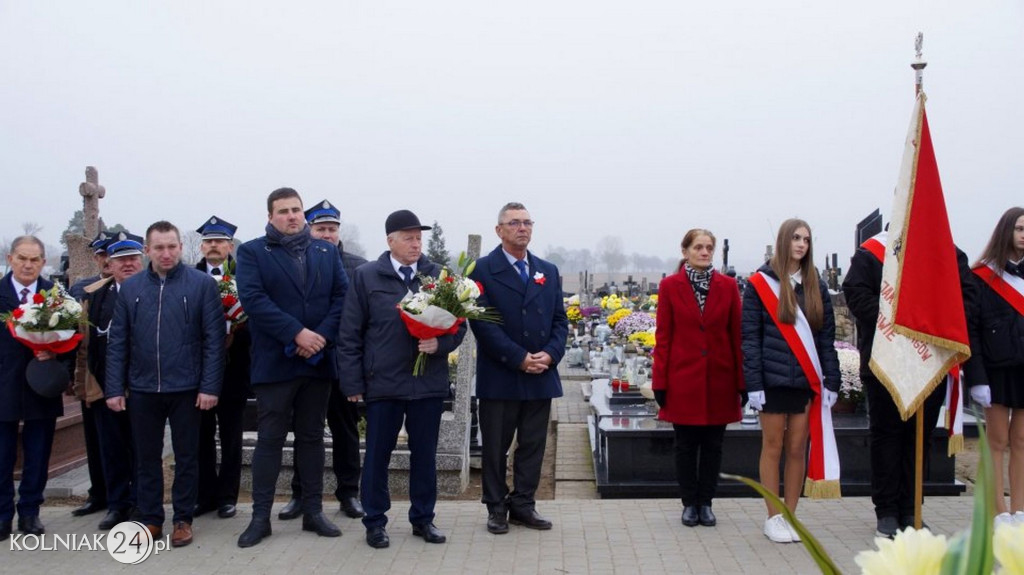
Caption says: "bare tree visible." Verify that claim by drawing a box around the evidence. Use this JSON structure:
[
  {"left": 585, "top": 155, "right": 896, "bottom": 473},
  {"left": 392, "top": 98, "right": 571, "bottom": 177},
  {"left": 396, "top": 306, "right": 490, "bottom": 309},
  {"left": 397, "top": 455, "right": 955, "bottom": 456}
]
[
  {"left": 339, "top": 222, "right": 366, "bottom": 258},
  {"left": 596, "top": 236, "right": 627, "bottom": 280},
  {"left": 22, "top": 221, "right": 43, "bottom": 236},
  {"left": 180, "top": 230, "right": 203, "bottom": 265}
]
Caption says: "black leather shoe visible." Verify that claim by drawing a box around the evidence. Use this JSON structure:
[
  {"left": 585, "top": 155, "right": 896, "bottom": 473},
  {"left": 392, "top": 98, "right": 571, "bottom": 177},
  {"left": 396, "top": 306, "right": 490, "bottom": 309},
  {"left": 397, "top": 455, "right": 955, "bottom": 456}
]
[
  {"left": 0, "top": 520, "right": 11, "bottom": 542},
  {"left": 18, "top": 515, "right": 45, "bottom": 535},
  {"left": 698, "top": 505, "right": 717, "bottom": 527},
  {"left": 509, "top": 508, "right": 552, "bottom": 530},
  {"left": 98, "top": 508, "right": 130, "bottom": 530},
  {"left": 340, "top": 496, "right": 365, "bottom": 519},
  {"left": 237, "top": 518, "right": 272, "bottom": 548},
  {"left": 302, "top": 512, "right": 341, "bottom": 537},
  {"left": 193, "top": 501, "right": 217, "bottom": 517},
  {"left": 681, "top": 506, "right": 699, "bottom": 527},
  {"left": 71, "top": 499, "right": 106, "bottom": 517},
  {"left": 412, "top": 522, "right": 447, "bottom": 544},
  {"left": 366, "top": 526, "right": 390, "bottom": 549},
  {"left": 218, "top": 504, "right": 237, "bottom": 519},
  {"left": 487, "top": 511, "right": 509, "bottom": 534},
  {"left": 278, "top": 498, "right": 302, "bottom": 520}
]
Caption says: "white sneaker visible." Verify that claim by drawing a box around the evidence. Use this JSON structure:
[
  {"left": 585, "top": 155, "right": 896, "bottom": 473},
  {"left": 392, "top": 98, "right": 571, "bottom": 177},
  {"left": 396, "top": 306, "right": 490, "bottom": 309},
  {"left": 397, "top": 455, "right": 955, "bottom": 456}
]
[
  {"left": 764, "top": 514, "right": 793, "bottom": 543},
  {"left": 783, "top": 516, "right": 802, "bottom": 542},
  {"left": 995, "top": 512, "right": 1015, "bottom": 528}
]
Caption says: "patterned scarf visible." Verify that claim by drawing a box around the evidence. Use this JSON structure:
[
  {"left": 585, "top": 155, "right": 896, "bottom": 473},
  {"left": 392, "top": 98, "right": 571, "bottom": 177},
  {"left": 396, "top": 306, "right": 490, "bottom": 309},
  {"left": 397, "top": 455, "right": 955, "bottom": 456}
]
[{"left": 684, "top": 263, "right": 713, "bottom": 312}]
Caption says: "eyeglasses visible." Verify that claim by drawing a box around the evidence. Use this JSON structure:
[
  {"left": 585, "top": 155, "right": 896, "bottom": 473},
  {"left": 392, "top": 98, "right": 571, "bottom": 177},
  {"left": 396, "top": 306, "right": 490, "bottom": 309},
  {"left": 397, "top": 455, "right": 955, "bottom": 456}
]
[{"left": 500, "top": 220, "right": 534, "bottom": 229}]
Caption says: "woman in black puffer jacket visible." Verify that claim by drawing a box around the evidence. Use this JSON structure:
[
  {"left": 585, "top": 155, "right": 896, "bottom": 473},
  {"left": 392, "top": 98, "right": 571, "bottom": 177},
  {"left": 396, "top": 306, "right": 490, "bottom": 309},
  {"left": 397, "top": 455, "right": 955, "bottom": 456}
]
[{"left": 741, "top": 218, "right": 840, "bottom": 544}]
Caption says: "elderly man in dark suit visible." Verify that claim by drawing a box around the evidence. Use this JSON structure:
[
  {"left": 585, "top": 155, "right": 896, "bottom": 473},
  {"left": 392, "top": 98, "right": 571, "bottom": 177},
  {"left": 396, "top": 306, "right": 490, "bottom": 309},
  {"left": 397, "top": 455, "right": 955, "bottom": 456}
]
[
  {"left": 338, "top": 209, "right": 466, "bottom": 550},
  {"left": 235, "top": 188, "right": 348, "bottom": 548},
  {"left": 192, "top": 216, "right": 251, "bottom": 520},
  {"left": 469, "top": 202, "right": 568, "bottom": 535},
  {"left": 0, "top": 236, "right": 74, "bottom": 540}
]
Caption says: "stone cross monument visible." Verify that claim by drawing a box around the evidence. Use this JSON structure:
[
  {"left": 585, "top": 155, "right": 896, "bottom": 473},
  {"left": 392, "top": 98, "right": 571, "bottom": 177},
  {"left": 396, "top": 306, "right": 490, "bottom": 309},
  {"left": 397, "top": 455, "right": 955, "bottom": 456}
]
[{"left": 63, "top": 166, "right": 106, "bottom": 287}]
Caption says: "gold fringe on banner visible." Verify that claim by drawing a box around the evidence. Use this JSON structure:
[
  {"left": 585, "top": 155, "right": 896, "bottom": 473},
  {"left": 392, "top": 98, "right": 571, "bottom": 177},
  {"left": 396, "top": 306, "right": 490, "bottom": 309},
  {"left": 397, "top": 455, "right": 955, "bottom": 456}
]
[
  {"left": 947, "top": 433, "right": 964, "bottom": 456},
  {"left": 803, "top": 478, "right": 842, "bottom": 500}
]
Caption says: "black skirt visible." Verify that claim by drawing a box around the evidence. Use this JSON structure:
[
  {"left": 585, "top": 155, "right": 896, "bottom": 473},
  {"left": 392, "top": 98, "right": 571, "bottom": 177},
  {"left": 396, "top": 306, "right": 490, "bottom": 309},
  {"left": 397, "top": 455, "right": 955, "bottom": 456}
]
[
  {"left": 762, "top": 387, "right": 814, "bottom": 414},
  {"left": 988, "top": 367, "right": 1024, "bottom": 409}
]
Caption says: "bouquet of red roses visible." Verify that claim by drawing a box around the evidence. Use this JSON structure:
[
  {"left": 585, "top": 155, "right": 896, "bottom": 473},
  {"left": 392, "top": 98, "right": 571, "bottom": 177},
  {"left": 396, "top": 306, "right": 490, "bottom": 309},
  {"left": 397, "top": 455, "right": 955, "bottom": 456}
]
[
  {"left": 398, "top": 252, "right": 500, "bottom": 376},
  {"left": 2, "top": 283, "right": 84, "bottom": 354},
  {"left": 215, "top": 274, "right": 247, "bottom": 333}
]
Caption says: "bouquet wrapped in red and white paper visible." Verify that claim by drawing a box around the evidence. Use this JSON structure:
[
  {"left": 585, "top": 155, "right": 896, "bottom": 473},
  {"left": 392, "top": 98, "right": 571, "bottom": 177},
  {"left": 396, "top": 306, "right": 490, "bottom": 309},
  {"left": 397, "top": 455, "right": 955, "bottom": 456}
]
[
  {"left": 2, "top": 283, "right": 84, "bottom": 354},
  {"left": 398, "top": 252, "right": 500, "bottom": 376},
  {"left": 215, "top": 274, "right": 247, "bottom": 333}
]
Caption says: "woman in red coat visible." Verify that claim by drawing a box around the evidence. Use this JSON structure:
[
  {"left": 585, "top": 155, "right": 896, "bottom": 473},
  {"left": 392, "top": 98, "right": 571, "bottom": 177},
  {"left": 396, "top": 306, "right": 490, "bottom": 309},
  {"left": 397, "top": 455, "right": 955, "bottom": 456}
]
[{"left": 652, "top": 229, "right": 745, "bottom": 528}]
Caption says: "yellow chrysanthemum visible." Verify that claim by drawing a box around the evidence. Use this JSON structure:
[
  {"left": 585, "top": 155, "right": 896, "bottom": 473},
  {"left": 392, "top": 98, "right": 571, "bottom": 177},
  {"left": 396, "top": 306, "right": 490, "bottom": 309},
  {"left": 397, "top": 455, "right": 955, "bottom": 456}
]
[
  {"left": 566, "top": 305, "right": 583, "bottom": 323},
  {"left": 627, "top": 331, "right": 656, "bottom": 348},
  {"left": 601, "top": 294, "right": 623, "bottom": 310},
  {"left": 606, "top": 308, "right": 631, "bottom": 328},
  {"left": 854, "top": 528, "right": 948, "bottom": 575},
  {"left": 996, "top": 521, "right": 1024, "bottom": 574}
]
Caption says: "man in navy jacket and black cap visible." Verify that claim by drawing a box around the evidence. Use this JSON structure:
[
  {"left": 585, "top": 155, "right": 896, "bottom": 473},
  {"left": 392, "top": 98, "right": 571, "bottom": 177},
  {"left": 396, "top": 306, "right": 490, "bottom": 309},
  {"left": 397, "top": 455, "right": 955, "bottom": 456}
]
[{"left": 338, "top": 209, "right": 466, "bottom": 550}]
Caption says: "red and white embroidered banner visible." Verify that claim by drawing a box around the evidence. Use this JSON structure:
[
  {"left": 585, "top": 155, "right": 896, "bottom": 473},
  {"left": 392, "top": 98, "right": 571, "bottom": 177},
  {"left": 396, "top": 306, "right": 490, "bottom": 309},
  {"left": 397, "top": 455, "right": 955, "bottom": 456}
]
[
  {"left": 869, "top": 92, "right": 971, "bottom": 420},
  {"left": 749, "top": 272, "right": 840, "bottom": 498}
]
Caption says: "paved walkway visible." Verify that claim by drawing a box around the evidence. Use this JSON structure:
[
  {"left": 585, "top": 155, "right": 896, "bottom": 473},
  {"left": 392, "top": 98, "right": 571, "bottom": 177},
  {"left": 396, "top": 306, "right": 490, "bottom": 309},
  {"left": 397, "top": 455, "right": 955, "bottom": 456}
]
[{"left": 0, "top": 497, "right": 975, "bottom": 573}]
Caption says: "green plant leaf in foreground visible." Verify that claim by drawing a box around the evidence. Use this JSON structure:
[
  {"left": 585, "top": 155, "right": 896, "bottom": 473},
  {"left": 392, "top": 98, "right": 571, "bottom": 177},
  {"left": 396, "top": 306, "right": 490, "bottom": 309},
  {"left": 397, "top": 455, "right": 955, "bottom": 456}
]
[
  {"left": 938, "top": 421, "right": 994, "bottom": 575},
  {"left": 721, "top": 473, "right": 842, "bottom": 575}
]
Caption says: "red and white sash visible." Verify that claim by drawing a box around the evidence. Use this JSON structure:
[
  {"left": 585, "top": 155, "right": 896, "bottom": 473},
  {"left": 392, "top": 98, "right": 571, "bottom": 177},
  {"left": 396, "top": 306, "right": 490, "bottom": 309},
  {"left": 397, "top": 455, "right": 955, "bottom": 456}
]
[
  {"left": 749, "top": 271, "right": 841, "bottom": 498},
  {"left": 972, "top": 263, "right": 1024, "bottom": 317},
  {"left": 861, "top": 231, "right": 887, "bottom": 263}
]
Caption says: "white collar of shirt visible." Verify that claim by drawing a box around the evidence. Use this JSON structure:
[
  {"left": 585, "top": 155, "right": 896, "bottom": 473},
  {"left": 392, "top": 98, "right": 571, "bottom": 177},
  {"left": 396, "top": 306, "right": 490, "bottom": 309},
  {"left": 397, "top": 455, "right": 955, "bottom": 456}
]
[
  {"left": 206, "top": 261, "right": 225, "bottom": 275},
  {"left": 789, "top": 273, "right": 803, "bottom": 287},
  {"left": 390, "top": 256, "right": 417, "bottom": 277},
  {"left": 11, "top": 277, "right": 37, "bottom": 298},
  {"left": 502, "top": 249, "right": 528, "bottom": 274}
]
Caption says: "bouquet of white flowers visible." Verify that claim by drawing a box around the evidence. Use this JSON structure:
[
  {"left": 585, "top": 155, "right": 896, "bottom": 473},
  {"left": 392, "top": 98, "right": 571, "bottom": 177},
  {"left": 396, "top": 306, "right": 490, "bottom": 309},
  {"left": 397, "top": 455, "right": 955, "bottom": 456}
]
[{"left": 2, "top": 283, "right": 84, "bottom": 354}]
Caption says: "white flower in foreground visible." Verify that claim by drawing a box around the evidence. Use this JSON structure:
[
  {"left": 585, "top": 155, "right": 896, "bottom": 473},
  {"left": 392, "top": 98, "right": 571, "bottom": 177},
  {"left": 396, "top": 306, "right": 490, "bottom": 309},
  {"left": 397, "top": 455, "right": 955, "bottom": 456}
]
[
  {"left": 996, "top": 521, "right": 1024, "bottom": 574},
  {"left": 855, "top": 528, "right": 948, "bottom": 575},
  {"left": 48, "top": 312, "right": 61, "bottom": 328}
]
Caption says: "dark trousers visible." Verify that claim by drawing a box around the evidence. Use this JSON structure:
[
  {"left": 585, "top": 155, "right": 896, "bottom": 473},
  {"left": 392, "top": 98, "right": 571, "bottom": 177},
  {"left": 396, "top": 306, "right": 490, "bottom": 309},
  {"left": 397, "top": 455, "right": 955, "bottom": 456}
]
[
  {"left": 197, "top": 394, "right": 247, "bottom": 508},
  {"left": 864, "top": 374, "right": 946, "bottom": 519},
  {"left": 478, "top": 398, "right": 551, "bottom": 514},
  {"left": 361, "top": 397, "right": 443, "bottom": 529},
  {"left": 80, "top": 401, "right": 107, "bottom": 505},
  {"left": 250, "top": 377, "right": 330, "bottom": 519},
  {"left": 0, "top": 418, "right": 56, "bottom": 521},
  {"left": 93, "top": 401, "right": 136, "bottom": 512},
  {"left": 128, "top": 391, "right": 200, "bottom": 526},
  {"left": 673, "top": 424, "right": 726, "bottom": 507},
  {"left": 292, "top": 383, "right": 361, "bottom": 500}
]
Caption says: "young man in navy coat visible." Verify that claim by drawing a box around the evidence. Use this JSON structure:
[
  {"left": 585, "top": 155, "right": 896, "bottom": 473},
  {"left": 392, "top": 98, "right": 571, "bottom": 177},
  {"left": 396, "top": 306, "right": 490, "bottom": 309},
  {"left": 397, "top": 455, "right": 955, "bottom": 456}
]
[
  {"left": 235, "top": 188, "right": 348, "bottom": 548},
  {"left": 469, "top": 202, "right": 568, "bottom": 534},
  {"left": 0, "top": 237, "right": 73, "bottom": 540}
]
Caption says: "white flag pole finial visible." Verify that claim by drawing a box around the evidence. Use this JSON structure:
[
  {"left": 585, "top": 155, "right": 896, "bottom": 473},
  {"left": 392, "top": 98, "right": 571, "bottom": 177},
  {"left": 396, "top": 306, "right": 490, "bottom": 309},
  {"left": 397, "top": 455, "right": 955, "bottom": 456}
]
[{"left": 911, "top": 32, "right": 927, "bottom": 95}]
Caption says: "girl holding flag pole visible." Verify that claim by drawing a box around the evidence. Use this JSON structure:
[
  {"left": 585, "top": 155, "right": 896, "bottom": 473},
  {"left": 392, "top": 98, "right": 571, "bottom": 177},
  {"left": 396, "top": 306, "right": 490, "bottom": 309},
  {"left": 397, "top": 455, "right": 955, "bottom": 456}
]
[
  {"left": 741, "top": 219, "right": 842, "bottom": 544},
  {"left": 969, "top": 206, "right": 1024, "bottom": 527}
]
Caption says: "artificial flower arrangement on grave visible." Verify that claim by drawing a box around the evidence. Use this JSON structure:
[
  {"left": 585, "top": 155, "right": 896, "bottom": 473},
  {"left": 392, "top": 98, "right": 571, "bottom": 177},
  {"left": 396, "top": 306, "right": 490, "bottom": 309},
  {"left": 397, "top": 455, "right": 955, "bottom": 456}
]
[
  {"left": 580, "top": 306, "right": 602, "bottom": 320},
  {"left": 639, "top": 294, "right": 659, "bottom": 312},
  {"left": 565, "top": 294, "right": 581, "bottom": 306},
  {"left": 214, "top": 274, "right": 247, "bottom": 333},
  {"left": 723, "top": 420, "right": 1022, "bottom": 574},
  {"left": 566, "top": 305, "right": 583, "bottom": 324},
  {"left": 834, "top": 341, "right": 864, "bottom": 404},
  {"left": 601, "top": 294, "right": 623, "bottom": 311},
  {"left": 1, "top": 283, "right": 84, "bottom": 354},
  {"left": 627, "top": 330, "right": 656, "bottom": 349},
  {"left": 606, "top": 308, "right": 631, "bottom": 329},
  {"left": 613, "top": 311, "right": 656, "bottom": 337},
  {"left": 398, "top": 252, "right": 501, "bottom": 376}
]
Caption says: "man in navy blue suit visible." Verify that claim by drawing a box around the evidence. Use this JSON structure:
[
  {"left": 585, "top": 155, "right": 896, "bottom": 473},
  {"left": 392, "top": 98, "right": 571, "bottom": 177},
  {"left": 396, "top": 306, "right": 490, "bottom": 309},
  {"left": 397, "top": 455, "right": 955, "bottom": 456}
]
[
  {"left": 0, "top": 237, "right": 73, "bottom": 541},
  {"left": 235, "top": 188, "right": 348, "bottom": 548},
  {"left": 469, "top": 202, "right": 568, "bottom": 534}
]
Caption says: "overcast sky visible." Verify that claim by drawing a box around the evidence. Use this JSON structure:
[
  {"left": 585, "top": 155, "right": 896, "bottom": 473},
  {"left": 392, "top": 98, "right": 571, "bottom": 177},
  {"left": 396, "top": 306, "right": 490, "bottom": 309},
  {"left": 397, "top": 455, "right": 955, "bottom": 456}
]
[{"left": 2, "top": 1, "right": 1021, "bottom": 275}]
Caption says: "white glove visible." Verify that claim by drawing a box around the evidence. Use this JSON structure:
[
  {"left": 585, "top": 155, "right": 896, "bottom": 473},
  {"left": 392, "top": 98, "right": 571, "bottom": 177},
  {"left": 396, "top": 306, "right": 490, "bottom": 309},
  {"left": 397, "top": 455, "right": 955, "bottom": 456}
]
[
  {"left": 970, "top": 385, "right": 992, "bottom": 408},
  {"left": 822, "top": 389, "right": 838, "bottom": 409},
  {"left": 748, "top": 391, "right": 765, "bottom": 412}
]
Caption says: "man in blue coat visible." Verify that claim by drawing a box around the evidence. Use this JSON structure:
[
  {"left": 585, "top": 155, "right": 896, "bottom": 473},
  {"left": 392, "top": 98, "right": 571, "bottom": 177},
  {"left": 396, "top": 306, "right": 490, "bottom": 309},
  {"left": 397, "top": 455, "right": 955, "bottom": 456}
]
[
  {"left": 469, "top": 202, "right": 567, "bottom": 534},
  {"left": 235, "top": 188, "right": 348, "bottom": 548},
  {"left": 337, "top": 209, "right": 466, "bottom": 550},
  {"left": 0, "top": 237, "right": 74, "bottom": 541}
]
